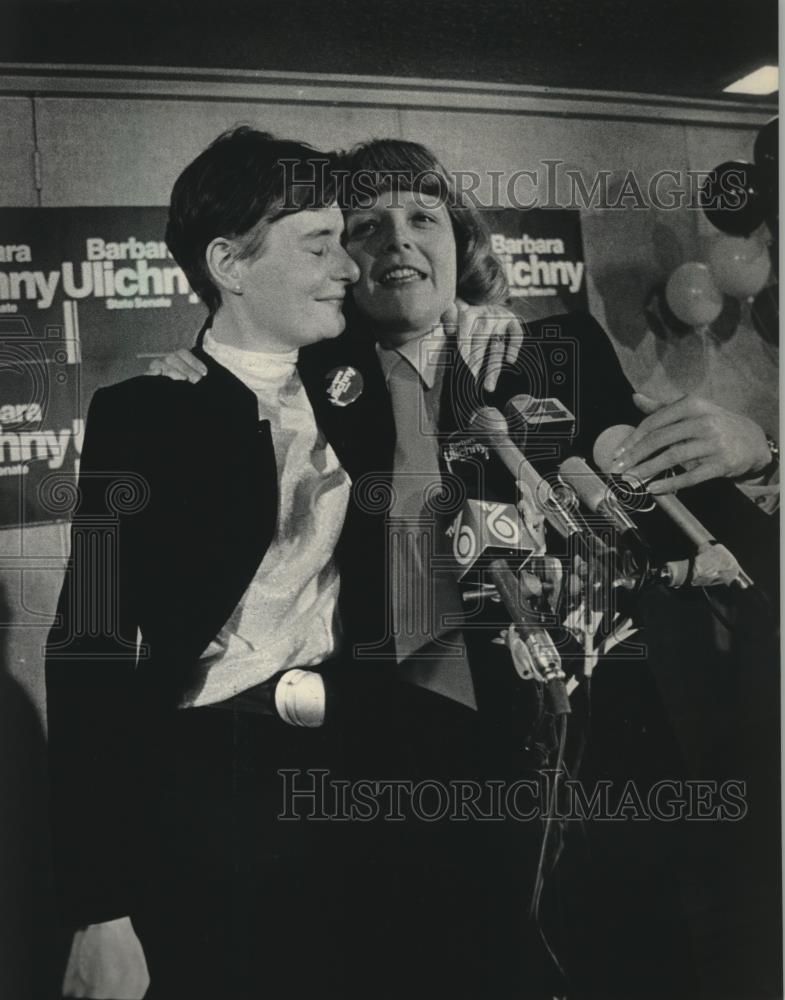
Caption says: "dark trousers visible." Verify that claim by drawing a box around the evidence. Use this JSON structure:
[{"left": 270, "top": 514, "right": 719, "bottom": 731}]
[
  {"left": 131, "top": 690, "right": 551, "bottom": 1000},
  {"left": 132, "top": 706, "right": 349, "bottom": 999},
  {"left": 343, "top": 686, "right": 553, "bottom": 999}
]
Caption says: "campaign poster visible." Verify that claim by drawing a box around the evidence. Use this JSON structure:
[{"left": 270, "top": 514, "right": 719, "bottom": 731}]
[
  {"left": 483, "top": 207, "right": 587, "bottom": 322},
  {"left": 0, "top": 208, "right": 205, "bottom": 526}
]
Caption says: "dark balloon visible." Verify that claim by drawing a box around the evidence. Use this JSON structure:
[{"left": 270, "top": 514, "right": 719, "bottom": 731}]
[
  {"left": 750, "top": 281, "right": 779, "bottom": 346},
  {"left": 700, "top": 160, "right": 767, "bottom": 236},
  {"left": 754, "top": 118, "right": 779, "bottom": 230},
  {"left": 754, "top": 117, "right": 778, "bottom": 187}
]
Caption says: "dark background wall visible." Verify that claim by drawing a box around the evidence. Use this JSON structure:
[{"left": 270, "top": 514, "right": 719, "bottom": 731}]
[{"left": 2, "top": 0, "right": 778, "bottom": 96}]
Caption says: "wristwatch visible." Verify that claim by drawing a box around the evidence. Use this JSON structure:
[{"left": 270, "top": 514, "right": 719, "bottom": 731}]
[{"left": 761, "top": 435, "right": 779, "bottom": 481}]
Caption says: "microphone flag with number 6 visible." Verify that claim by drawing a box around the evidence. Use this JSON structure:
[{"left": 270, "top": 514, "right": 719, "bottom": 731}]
[{"left": 446, "top": 498, "right": 544, "bottom": 580}]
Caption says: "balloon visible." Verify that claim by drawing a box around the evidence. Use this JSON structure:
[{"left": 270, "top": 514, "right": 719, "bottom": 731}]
[
  {"left": 754, "top": 118, "right": 779, "bottom": 233},
  {"left": 754, "top": 117, "right": 778, "bottom": 189},
  {"left": 665, "top": 262, "right": 723, "bottom": 327},
  {"left": 765, "top": 206, "right": 778, "bottom": 240},
  {"left": 751, "top": 281, "right": 779, "bottom": 346},
  {"left": 707, "top": 234, "right": 771, "bottom": 299},
  {"left": 768, "top": 238, "right": 778, "bottom": 274},
  {"left": 700, "top": 160, "right": 766, "bottom": 236}
]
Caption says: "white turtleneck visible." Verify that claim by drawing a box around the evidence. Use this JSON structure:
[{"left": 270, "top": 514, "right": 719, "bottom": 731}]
[{"left": 179, "top": 330, "right": 351, "bottom": 716}]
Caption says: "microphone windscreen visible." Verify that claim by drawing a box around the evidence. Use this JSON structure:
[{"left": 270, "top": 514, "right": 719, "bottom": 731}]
[{"left": 593, "top": 424, "right": 635, "bottom": 473}]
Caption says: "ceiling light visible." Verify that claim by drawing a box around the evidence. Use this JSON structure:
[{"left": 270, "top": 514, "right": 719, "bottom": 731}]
[{"left": 723, "top": 65, "right": 779, "bottom": 95}]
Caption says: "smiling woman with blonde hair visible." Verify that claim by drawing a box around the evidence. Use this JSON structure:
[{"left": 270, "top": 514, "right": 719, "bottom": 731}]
[{"left": 338, "top": 136, "right": 508, "bottom": 308}]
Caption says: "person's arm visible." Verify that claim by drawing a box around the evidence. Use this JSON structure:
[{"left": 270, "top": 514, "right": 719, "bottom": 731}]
[
  {"left": 537, "top": 314, "right": 777, "bottom": 511},
  {"left": 145, "top": 300, "right": 527, "bottom": 391}
]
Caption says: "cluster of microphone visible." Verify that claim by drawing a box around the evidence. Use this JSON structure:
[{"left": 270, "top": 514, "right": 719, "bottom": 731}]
[{"left": 444, "top": 396, "right": 753, "bottom": 714}]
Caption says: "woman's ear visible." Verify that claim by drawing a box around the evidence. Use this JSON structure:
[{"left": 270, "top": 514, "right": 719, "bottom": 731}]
[{"left": 205, "top": 237, "right": 243, "bottom": 297}]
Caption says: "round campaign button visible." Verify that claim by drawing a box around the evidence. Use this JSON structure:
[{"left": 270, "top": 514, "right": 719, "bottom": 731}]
[{"left": 325, "top": 366, "right": 364, "bottom": 407}]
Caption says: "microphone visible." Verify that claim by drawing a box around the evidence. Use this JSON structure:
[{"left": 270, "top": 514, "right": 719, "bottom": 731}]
[
  {"left": 469, "top": 406, "right": 585, "bottom": 540},
  {"left": 471, "top": 406, "right": 619, "bottom": 619},
  {"left": 444, "top": 497, "right": 569, "bottom": 713},
  {"left": 595, "top": 426, "right": 713, "bottom": 546},
  {"left": 558, "top": 455, "right": 650, "bottom": 581},
  {"left": 558, "top": 456, "right": 697, "bottom": 590},
  {"left": 447, "top": 497, "right": 568, "bottom": 616},
  {"left": 593, "top": 425, "right": 632, "bottom": 477},
  {"left": 559, "top": 456, "right": 643, "bottom": 539},
  {"left": 446, "top": 497, "right": 544, "bottom": 580},
  {"left": 593, "top": 425, "right": 752, "bottom": 588},
  {"left": 504, "top": 394, "right": 576, "bottom": 442},
  {"left": 489, "top": 557, "right": 570, "bottom": 716}
]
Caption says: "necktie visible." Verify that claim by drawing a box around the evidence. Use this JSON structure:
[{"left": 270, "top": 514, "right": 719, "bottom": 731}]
[{"left": 386, "top": 351, "right": 476, "bottom": 707}]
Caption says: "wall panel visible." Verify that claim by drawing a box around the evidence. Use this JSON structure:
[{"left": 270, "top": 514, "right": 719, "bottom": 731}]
[
  {"left": 34, "top": 97, "right": 400, "bottom": 204},
  {"left": 0, "top": 96, "right": 36, "bottom": 205}
]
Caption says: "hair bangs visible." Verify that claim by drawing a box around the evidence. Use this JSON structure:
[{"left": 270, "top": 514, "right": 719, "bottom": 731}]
[{"left": 337, "top": 138, "right": 453, "bottom": 211}]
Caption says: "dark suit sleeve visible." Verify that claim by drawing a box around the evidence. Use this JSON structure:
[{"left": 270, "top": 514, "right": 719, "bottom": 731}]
[
  {"left": 45, "top": 387, "right": 148, "bottom": 927},
  {"left": 491, "top": 310, "right": 640, "bottom": 464},
  {"left": 560, "top": 310, "right": 641, "bottom": 453}
]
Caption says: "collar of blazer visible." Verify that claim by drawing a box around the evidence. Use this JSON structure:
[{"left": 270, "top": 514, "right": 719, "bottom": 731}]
[
  {"left": 189, "top": 320, "right": 376, "bottom": 479},
  {"left": 181, "top": 319, "right": 262, "bottom": 431}
]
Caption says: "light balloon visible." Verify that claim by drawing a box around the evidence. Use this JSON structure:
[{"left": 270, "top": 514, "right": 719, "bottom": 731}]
[
  {"left": 665, "top": 262, "right": 723, "bottom": 327},
  {"left": 751, "top": 282, "right": 779, "bottom": 346},
  {"left": 707, "top": 235, "right": 771, "bottom": 299}
]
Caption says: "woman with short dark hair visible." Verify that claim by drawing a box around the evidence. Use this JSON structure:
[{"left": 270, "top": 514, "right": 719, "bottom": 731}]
[{"left": 49, "top": 125, "right": 364, "bottom": 1000}]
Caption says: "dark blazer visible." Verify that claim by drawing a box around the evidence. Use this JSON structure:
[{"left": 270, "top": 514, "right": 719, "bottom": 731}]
[{"left": 45, "top": 325, "right": 396, "bottom": 927}]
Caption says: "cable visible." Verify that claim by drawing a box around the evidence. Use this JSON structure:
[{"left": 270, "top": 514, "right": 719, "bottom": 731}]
[
  {"left": 528, "top": 715, "right": 567, "bottom": 918},
  {"left": 569, "top": 675, "right": 591, "bottom": 784},
  {"left": 528, "top": 713, "right": 569, "bottom": 985},
  {"left": 700, "top": 586, "right": 738, "bottom": 632}
]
